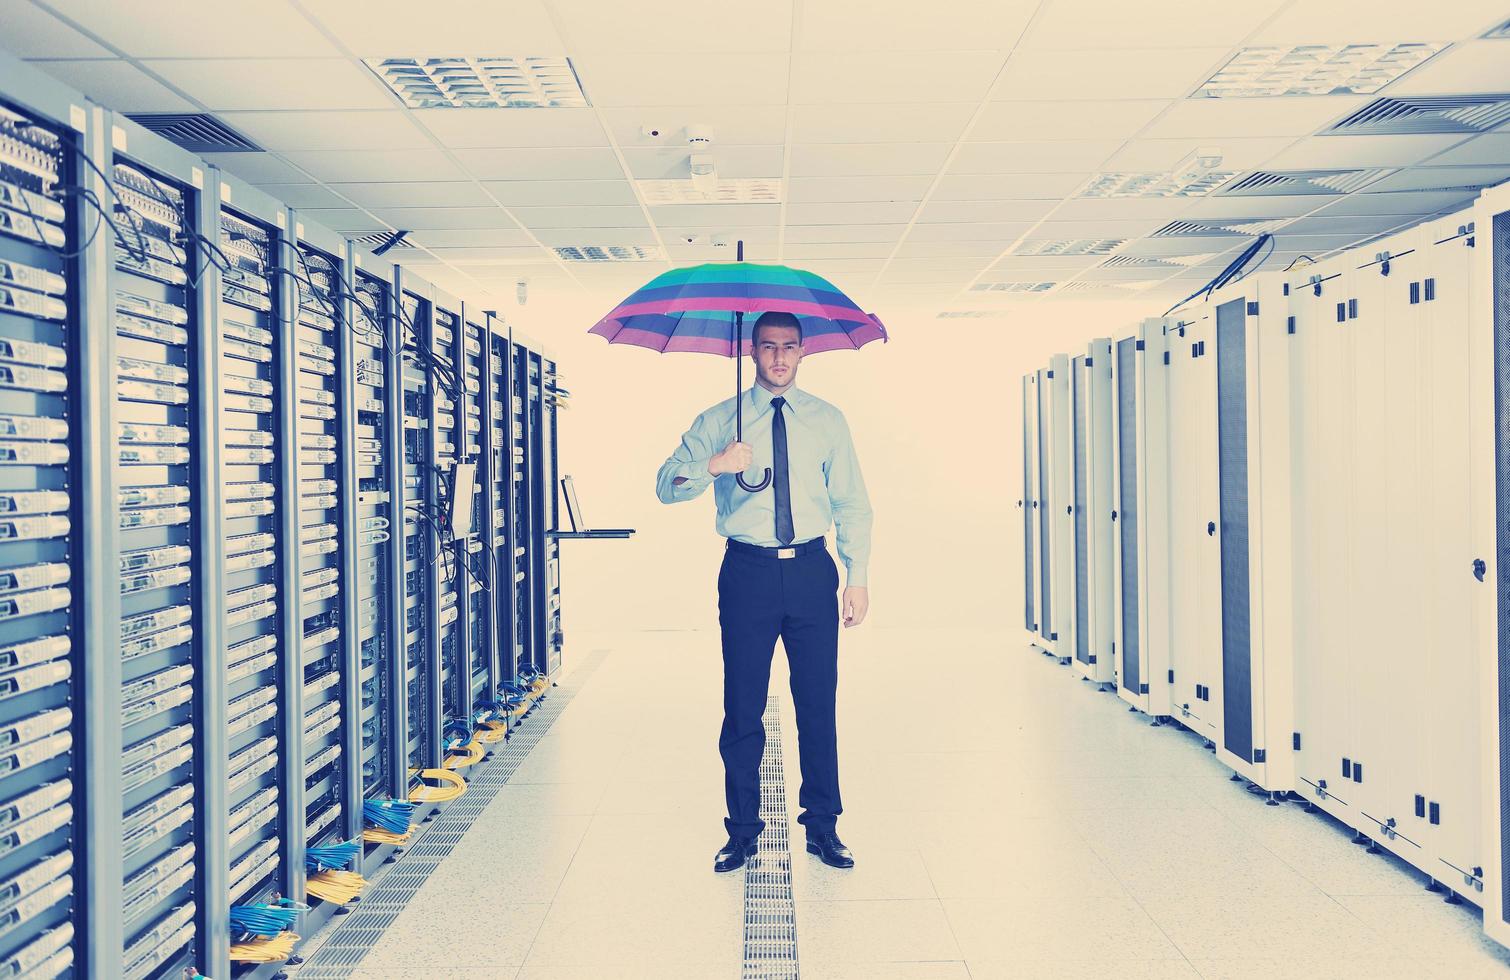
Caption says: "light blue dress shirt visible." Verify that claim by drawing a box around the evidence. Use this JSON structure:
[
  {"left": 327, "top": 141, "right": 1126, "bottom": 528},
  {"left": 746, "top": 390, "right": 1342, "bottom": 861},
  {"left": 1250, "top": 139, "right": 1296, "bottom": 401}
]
[{"left": 656, "top": 384, "right": 873, "bottom": 588}]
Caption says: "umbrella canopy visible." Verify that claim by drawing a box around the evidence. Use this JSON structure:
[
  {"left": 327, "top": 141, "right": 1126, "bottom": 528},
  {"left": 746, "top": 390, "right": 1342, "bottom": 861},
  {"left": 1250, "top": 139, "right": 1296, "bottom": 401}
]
[
  {"left": 588, "top": 247, "right": 885, "bottom": 492},
  {"left": 588, "top": 261, "right": 887, "bottom": 355}
]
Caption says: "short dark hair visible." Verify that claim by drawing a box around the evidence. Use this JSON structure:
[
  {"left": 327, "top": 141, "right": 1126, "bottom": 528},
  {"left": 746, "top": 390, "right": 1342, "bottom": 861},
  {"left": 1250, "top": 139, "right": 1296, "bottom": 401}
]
[{"left": 751, "top": 311, "right": 803, "bottom": 347}]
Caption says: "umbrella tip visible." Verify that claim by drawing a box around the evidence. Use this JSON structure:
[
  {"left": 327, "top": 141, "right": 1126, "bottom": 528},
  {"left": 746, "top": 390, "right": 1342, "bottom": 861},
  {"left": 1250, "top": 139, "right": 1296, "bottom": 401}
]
[{"left": 737, "top": 240, "right": 744, "bottom": 262}]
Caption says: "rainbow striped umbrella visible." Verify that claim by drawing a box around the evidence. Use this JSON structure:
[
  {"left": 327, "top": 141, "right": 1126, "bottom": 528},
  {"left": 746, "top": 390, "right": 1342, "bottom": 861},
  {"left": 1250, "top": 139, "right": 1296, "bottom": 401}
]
[{"left": 589, "top": 243, "right": 886, "bottom": 491}]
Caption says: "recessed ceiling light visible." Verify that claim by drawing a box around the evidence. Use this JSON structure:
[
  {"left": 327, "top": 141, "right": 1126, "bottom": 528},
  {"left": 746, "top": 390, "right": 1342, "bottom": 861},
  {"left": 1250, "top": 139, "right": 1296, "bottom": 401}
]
[
  {"left": 1011, "top": 239, "right": 1125, "bottom": 257},
  {"left": 554, "top": 245, "right": 663, "bottom": 262},
  {"left": 1485, "top": 18, "right": 1510, "bottom": 39},
  {"left": 1195, "top": 43, "right": 1447, "bottom": 98},
  {"left": 637, "top": 178, "right": 783, "bottom": 205},
  {"left": 968, "top": 281, "right": 1057, "bottom": 292},
  {"left": 364, "top": 57, "right": 589, "bottom": 108},
  {"left": 1079, "top": 171, "right": 1238, "bottom": 199}
]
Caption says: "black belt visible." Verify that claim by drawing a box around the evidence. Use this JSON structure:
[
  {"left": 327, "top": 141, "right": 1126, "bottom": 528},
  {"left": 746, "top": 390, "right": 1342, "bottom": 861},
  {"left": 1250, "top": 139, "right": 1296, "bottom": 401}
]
[{"left": 726, "top": 537, "right": 825, "bottom": 560}]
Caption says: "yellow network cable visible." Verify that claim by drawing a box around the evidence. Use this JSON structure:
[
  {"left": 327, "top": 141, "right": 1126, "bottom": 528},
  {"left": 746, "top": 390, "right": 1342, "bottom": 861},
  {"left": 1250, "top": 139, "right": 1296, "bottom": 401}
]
[
  {"left": 229, "top": 932, "right": 300, "bottom": 963},
  {"left": 476, "top": 721, "right": 507, "bottom": 744},
  {"left": 362, "top": 826, "right": 411, "bottom": 845},
  {"left": 408, "top": 767, "right": 467, "bottom": 803},
  {"left": 443, "top": 740, "right": 484, "bottom": 769},
  {"left": 306, "top": 870, "right": 366, "bottom": 905}
]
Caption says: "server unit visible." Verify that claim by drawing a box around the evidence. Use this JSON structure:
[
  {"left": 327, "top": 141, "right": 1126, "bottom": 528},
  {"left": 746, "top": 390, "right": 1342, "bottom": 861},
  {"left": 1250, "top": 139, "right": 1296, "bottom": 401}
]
[
  {"left": 1472, "top": 179, "right": 1510, "bottom": 951},
  {"left": 1112, "top": 323, "right": 1164, "bottom": 715},
  {"left": 1073, "top": 341, "right": 1115, "bottom": 687},
  {"left": 1019, "top": 372, "right": 1040, "bottom": 644},
  {"left": 460, "top": 317, "right": 491, "bottom": 717},
  {"left": 430, "top": 293, "right": 468, "bottom": 757},
  {"left": 538, "top": 355, "right": 564, "bottom": 674},
  {"left": 1036, "top": 355, "right": 1073, "bottom": 662},
  {"left": 511, "top": 340, "right": 535, "bottom": 678},
  {"left": 1289, "top": 210, "right": 1482, "bottom": 902}
]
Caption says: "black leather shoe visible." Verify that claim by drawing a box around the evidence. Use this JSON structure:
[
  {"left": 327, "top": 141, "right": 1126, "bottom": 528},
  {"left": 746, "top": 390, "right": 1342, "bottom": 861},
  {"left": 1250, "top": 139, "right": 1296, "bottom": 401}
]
[
  {"left": 714, "top": 836, "right": 759, "bottom": 873},
  {"left": 805, "top": 830, "right": 855, "bottom": 869}
]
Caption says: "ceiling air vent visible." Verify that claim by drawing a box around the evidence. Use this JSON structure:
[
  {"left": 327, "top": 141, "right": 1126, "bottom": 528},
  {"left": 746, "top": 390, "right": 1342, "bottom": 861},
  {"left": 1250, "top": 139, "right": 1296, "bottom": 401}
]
[
  {"left": 1059, "top": 280, "right": 1160, "bottom": 293},
  {"left": 1325, "top": 95, "right": 1510, "bottom": 135},
  {"left": 364, "top": 57, "right": 589, "bottom": 108},
  {"left": 1010, "top": 239, "right": 1125, "bottom": 257},
  {"left": 1101, "top": 254, "right": 1180, "bottom": 268},
  {"left": 969, "top": 281, "right": 1056, "bottom": 292},
  {"left": 126, "top": 113, "right": 261, "bottom": 153},
  {"left": 349, "top": 232, "right": 416, "bottom": 249},
  {"left": 554, "top": 245, "right": 663, "bottom": 262},
  {"left": 1221, "top": 168, "right": 1394, "bottom": 196},
  {"left": 1195, "top": 43, "right": 1446, "bottom": 98},
  {"left": 637, "top": 178, "right": 783, "bottom": 205},
  {"left": 1486, "top": 18, "right": 1510, "bottom": 39}
]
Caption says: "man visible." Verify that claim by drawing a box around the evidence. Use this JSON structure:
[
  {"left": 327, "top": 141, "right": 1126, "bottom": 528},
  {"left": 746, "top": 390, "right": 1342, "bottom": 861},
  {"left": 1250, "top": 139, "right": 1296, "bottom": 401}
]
[{"left": 656, "top": 310, "right": 873, "bottom": 874}]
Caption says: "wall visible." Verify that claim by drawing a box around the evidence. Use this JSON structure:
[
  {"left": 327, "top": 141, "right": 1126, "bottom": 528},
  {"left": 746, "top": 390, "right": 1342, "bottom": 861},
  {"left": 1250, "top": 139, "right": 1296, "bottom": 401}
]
[{"left": 523, "top": 295, "right": 1154, "bottom": 633}]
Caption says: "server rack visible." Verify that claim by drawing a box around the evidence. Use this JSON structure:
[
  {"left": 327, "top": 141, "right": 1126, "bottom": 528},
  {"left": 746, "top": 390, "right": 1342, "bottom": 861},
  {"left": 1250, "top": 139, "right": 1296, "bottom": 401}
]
[
  {"left": 538, "top": 355, "right": 563, "bottom": 675},
  {"left": 1043, "top": 354, "right": 1074, "bottom": 663},
  {"left": 1032, "top": 367, "right": 1054, "bottom": 654},
  {"left": 482, "top": 316, "right": 516, "bottom": 703},
  {"left": 1074, "top": 341, "right": 1115, "bottom": 687},
  {"left": 460, "top": 316, "right": 491, "bottom": 718},
  {"left": 1019, "top": 372, "right": 1039, "bottom": 644},
  {"left": 1472, "top": 180, "right": 1510, "bottom": 950},
  {"left": 511, "top": 339, "right": 535, "bottom": 680},
  {"left": 0, "top": 67, "right": 96, "bottom": 980},
  {"left": 350, "top": 254, "right": 402, "bottom": 871},
  {"left": 429, "top": 292, "right": 467, "bottom": 759}
]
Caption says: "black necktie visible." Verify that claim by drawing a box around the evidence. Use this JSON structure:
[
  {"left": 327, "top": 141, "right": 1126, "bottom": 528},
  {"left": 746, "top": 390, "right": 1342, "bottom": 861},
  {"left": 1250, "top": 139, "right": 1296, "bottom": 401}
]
[{"left": 771, "top": 396, "right": 794, "bottom": 545}]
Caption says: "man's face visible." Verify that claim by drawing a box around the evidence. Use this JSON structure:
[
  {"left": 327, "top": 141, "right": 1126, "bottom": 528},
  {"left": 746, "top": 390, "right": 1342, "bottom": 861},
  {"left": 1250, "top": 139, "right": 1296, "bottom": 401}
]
[{"left": 753, "top": 325, "right": 803, "bottom": 389}]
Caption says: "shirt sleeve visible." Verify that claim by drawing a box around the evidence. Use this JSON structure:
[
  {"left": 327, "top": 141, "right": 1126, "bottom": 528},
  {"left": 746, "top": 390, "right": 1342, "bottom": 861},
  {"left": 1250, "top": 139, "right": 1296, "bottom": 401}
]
[
  {"left": 656, "top": 409, "right": 720, "bottom": 504},
  {"left": 825, "top": 409, "right": 873, "bottom": 588}
]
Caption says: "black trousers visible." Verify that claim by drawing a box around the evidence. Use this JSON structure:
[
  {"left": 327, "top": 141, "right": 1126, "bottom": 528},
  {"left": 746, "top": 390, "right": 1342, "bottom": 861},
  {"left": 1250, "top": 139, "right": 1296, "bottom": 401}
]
[{"left": 717, "top": 542, "right": 842, "bottom": 839}]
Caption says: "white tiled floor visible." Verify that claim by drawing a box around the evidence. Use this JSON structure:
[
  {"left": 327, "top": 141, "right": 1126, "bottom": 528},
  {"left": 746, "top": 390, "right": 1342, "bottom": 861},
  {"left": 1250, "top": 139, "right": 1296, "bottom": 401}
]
[{"left": 348, "top": 627, "right": 1510, "bottom": 979}]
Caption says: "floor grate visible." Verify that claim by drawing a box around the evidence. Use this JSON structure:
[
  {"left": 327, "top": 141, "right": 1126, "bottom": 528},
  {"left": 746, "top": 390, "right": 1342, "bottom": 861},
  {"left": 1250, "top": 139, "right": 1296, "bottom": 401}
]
[
  {"left": 742, "top": 696, "right": 799, "bottom": 979},
  {"left": 292, "top": 652, "right": 606, "bottom": 976}
]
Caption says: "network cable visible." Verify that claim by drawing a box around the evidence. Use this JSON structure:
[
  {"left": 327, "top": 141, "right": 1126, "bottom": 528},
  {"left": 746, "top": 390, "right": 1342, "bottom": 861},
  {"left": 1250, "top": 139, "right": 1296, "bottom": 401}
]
[
  {"left": 304, "top": 838, "right": 362, "bottom": 874},
  {"left": 228, "top": 898, "right": 308, "bottom": 940},
  {"left": 306, "top": 869, "right": 365, "bottom": 905},
  {"left": 1163, "top": 233, "right": 1273, "bottom": 316}
]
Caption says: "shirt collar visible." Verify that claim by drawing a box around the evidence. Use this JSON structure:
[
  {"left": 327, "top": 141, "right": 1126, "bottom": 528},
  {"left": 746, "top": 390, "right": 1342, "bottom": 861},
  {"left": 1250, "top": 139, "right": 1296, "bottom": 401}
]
[{"left": 749, "top": 382, "right": 802, "bottom": 414}]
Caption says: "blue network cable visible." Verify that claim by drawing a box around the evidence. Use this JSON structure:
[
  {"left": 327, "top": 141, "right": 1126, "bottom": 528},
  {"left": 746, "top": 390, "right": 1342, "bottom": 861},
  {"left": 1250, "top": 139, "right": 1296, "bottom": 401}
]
[
  {"left": 305, "top": 838, "right": 362, "bottom": 873},
  {"left": 363, "top": 798, "right": 417, "bottom": 834},
  {"left": 228, "top": 898, "right": 308, "bottom": 939}
]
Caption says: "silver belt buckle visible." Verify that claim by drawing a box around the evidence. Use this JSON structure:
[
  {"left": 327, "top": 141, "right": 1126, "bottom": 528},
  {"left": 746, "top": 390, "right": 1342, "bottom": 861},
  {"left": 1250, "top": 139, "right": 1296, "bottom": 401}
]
[{"left": 777, "top": 547, "right": 796, "bottom": 559}]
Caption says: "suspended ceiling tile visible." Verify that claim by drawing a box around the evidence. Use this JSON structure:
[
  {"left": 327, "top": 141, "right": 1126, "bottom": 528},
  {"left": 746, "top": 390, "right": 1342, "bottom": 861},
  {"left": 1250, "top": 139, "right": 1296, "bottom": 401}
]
[
  {"left": 789, "top": 102, "right": 977, "bottom": 144},
  {"left": 601, "top": 106, "right": 788, "bottom": 148},
  {"left": 799, "top": 0, "right": 1036, "bottom": 51},
  {"left": 551, "top": 0, "right": 792, "bottom": 52},
  {"left": 529, "top": 226, "right": 660, "bottom": 247},
  {"left": 931, "top": 173, "right": 1093, "bottom": 200},
  {"left": 949, "top": 140, "right": 1121, "bottom": 174},
  {"left": 369, "top": 205, "right": 519, "bottom": 230},
  {"left": 1253, "top": 1, "right": 1508, "bottom": 43},
  {"left": 1363, "top": 165, "right": 1510, "bottom": 193},
  {"left": 202, "top": 151, "right": 316, "bottom": 184},
  {"left": 216, "top": 110, "right": 430, "bottom": 151},
  {"left": 42, "top": 0, "right": 339, "bottom": 57},
  {"left": 970, "top": 100, "right": 1170, "bottom": 141},
  {"left": 620, "top": 145, "right": 784, "bottom": 180},
  {"left": 31, "top": 58, "right": 196, "bottom": 112},
  {"left": 987, "top": 255, "right": 1105, "bottom": 272},
  {"left": 894, "top": 239, "right": 1024, "bottom": 258},
  {"left": 787, "top": 176, "right": 934, "bottom": 203},
  {"left": 1143, "top": 96, "right": 1369, "bottom": 140},
  {"left": 1118, "top": 235, "right": 1245, "bottom": 256},
  {"left": 1381, "top": 41, "right": 1510, "bottom": 95},
  {"left": 1182, "top": 194, "right": 1341, "bottom": 218},
  {"left": 423, "top": 246, "right": 558, "bottom": 263},
  {"left": 781, "top": 242, "right": 897, "bottom": 259},
  {"left": 990, "top": 47, "right": 1227, "bottom": 100},
  {"left": 786, "top": 202, "right": 921, "bottom": 225},
  {"left": 1033, "top": 217, "right": 1164, "bottom": 238},
  {"left": 451, "top": 147, "right": 624, "bottom": 180},
  {"left": 1100, "top": 136, "right": 1296, "bottom": 171},
  {"left": 251, "top": 182, "right": 353, "bottom": 209},
  {"left": 1421, "top": 134, "right": 1510, "bottom": 167},
  {"left": 292, "top": 207, "right": 391, "bottom": 232},
  {"left": 482, "top": 179, "right": 639, "bottom": 208},
  {"left": 506, "top": 205, "right": 649, "bottom": 229},
  {"left": 144, "top": 58, "right": 392, "bottom": 111},
  {"left": 1280, "top": 214, "right": 1420, "bottom": 237},
  {"left": 7, "top": 3, "right": 112, "bottom": 57},
  {"left": 1315, "top": 189, "right": 1480, "bottom": 215},
  {"left": 1022, "top": 0, "right": 1288, "bottom": 50},
  {"left": 298, "top": 0, "right": 565, "bottom": 55},
  {"left": 906, "top": 221, "right": 1035, "bottom": 241},
  {"left": 406, "top": 230, "right": 540, "bottom": 248},
  {"left": 885, "top": 256, "right": 995, "bottom": 273},
  {"left": 790, "top": 50, "right": 1005, "bottom": 104},
  {"left": 789, "top": 142, "right": 954, "bottom": 177},
  {"left": 659, "top": 226, "right": 780, "bottom": 246},
  {"left": 1049, "top": 198, "right": 1199, "bottom": 221},
  {"left": 282, "top": 148, "right": 465, "bottom": 181},
  {"left": 409, "top": 108, "right": 608, "bottom": 149},
  {"left": 783, "top": 224, "right": 905, "bottom": 244},
  {"left": 881, "top": 268, "right": 981, "bottom": 284},
  {"left": 647, "top": 203, "right": 781, "bottom": 227},
  {"left": 1260, "top": 134, "right": 1466, "bottom": 170},
  {"left": 915, "top": 200, "right": 1059, "bottom": 223},
  {"left": 572, "top": 52, "right": 790, "bottom": 106},
  {"left": 331, "top": 180, "right": 492, "bottom": 208}
]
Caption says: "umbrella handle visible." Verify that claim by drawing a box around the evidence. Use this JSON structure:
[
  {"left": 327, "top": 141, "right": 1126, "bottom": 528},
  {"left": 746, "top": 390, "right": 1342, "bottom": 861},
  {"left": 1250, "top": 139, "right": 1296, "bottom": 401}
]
[{"left": 738, "top": 469, "right": 772, "bottom": 493}]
